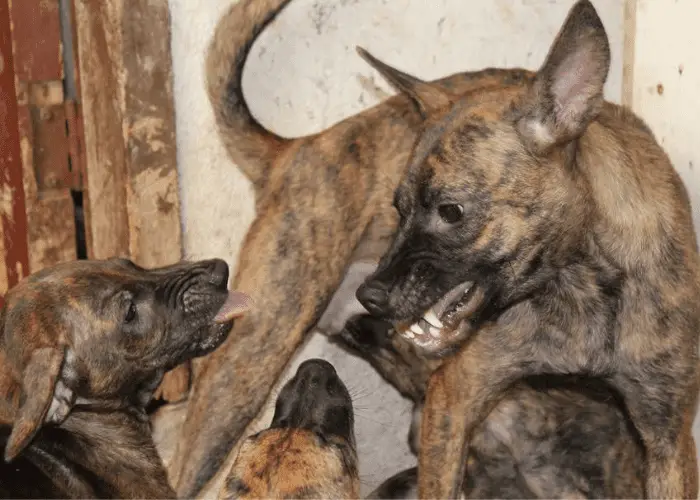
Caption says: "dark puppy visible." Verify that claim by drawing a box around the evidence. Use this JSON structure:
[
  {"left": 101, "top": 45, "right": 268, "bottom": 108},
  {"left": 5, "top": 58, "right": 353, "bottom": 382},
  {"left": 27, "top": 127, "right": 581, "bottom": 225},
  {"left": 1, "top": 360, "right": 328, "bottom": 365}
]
[
  {"left": 222, "top": 359, "right": 359, "bottom": 500},
  {"left": 356, "top": 1, "right": 700, "bottom": 498},
  {"left": 0, "top": 258, "right": 250, "bottom": 498},
  {"left": 336, "top": 315, "right": 644, "bottom": 499}
]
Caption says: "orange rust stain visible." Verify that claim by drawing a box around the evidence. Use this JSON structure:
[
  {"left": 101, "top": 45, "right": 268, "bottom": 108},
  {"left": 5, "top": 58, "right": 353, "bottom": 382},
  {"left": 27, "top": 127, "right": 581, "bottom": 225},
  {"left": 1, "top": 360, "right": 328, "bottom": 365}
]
[{"left": 656, "top": 83, "right": 664, "bottom": 95}]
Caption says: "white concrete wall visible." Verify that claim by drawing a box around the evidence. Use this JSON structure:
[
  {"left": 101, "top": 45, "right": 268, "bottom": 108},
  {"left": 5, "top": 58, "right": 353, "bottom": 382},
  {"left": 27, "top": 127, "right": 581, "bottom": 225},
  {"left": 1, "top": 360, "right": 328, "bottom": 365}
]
[
  {"left": 627, "top": 0, "right": 700, "bottom": 244},
  {"left": 169, "top": 0, "right": 626, "bottom": 495}
]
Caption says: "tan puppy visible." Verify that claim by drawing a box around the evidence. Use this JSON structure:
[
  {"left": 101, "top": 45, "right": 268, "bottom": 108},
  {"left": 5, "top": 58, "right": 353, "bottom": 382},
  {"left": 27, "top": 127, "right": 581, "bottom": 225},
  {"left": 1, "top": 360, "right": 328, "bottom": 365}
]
[{"left": 222, "top": 359, "right": 358, "bottom": 500}]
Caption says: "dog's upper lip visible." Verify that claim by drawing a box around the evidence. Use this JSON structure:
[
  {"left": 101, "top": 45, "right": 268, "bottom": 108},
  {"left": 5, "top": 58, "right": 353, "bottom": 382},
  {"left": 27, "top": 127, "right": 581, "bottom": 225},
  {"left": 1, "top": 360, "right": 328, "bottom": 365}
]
[{"left": 213, "top": 290, "right": 253, "bottom": 323}]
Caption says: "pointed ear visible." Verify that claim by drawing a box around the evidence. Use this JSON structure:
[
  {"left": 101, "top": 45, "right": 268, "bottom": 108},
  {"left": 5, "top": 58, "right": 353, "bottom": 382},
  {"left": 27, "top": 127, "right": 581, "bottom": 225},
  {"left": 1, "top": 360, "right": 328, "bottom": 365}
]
[
  {"left": 4, "top": 346, "right": 72, "bottom": 462},
  {"left": 517, "top": 0, "right": 610, "bottom": 154},
  {"left": 356, "top": 46, "right": 450, "bottom": 118}
]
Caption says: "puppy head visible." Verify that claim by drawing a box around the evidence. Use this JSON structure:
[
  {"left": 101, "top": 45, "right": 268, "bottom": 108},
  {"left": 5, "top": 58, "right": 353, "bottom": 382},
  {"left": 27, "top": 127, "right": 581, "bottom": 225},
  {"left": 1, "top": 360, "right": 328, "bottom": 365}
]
[
  {"left": 224, "top": 359, "right": 358, "bottom": 499},
  {"left": 0, "top": 257, "right": 251, "bottom": 461},
  {"left": 356, "top": 0, "right": 609, "bottom": 354}
]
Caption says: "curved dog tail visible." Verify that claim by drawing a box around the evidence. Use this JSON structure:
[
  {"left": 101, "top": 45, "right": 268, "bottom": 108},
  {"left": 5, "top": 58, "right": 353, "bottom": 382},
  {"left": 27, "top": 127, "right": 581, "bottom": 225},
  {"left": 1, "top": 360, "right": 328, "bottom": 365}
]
[{"left": 206, "top": 0, "right": 292, "bottom": 193}]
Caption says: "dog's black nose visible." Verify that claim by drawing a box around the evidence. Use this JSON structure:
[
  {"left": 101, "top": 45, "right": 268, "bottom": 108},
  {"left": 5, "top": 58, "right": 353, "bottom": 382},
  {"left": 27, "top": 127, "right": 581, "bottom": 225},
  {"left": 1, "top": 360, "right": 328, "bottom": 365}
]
[
  {"left": 207, "top": 259, "right": 230, "bottom": 287},
  {"left": 297, "top": 359, "right": 337, "bottom": 385},
  {"left": 357, "top": 282, "right": 389, "bottom": 317}
]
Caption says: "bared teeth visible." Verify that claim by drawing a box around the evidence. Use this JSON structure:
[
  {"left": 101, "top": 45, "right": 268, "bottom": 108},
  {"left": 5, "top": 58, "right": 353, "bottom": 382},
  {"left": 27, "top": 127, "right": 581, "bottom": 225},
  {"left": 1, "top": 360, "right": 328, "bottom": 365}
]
[
  {"left": 429, "top": 326, "right": 441, "bottom": 338},
  {"left": 410, "top": 323, "right": 424, "bottom": 335},
  {"left": 403, "top": 329, "right": 416, "bottom": 339},
  {"left": 423, "top": 309, "right": 444, "bottom": 328}
]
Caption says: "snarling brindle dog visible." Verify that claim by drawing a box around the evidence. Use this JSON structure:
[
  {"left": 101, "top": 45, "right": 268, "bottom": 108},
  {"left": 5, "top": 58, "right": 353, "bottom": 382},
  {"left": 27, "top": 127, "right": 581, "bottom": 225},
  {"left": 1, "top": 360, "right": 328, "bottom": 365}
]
[
  {"left": 0, "top": 258, "right": 250, "bottom": 498},
  {"left": 356, "top": 1, "right": 700, "bottom": 498}
]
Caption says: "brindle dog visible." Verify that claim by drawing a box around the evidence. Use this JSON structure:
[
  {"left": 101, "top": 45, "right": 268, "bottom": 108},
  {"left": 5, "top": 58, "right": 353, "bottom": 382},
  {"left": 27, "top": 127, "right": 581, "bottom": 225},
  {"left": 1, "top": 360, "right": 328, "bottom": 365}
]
[
  {"left": 0, "top": 258, "right": 250, "bottom": 498},
  {"left": 335, "top": 315, "right": 644, "bottom": 498},
  {"left": 355, "top": 1, "right": 700, "bottom": 498},
  {"left": 222, "top": 359, "right": 359, "bottom": 500},
  {"left": 170, "top": 1, "right": 552, "bottom": 495}
]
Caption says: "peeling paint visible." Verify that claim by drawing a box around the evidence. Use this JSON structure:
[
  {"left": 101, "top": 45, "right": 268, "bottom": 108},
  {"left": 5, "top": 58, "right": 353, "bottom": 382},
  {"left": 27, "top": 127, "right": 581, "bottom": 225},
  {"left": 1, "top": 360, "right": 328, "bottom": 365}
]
[
  {"left": 130, "top": 115, "right": 167, "bottom": 152},
  {"left": 15, "top": 260, "right": 23, "bottom": 280},
  {"left": 0, "top": 184, "right": 14, "bottom": 223},
  {"left": 127, "top": 166, "right": 180, "bottom": 268}
]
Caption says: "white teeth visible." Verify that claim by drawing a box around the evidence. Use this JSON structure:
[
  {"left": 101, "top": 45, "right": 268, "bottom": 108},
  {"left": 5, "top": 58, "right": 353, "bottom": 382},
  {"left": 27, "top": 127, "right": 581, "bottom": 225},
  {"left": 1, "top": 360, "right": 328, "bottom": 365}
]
[
  {"left": 403, "top": 329, "right": 416, "bottom": 339},
  {"left": 410, "top": 323, "right": 424, "bottom": 335},
  {"left": 429, "top": 326, "right": 441, "bottom": 338},
  {"left": 423, "top": 309, "right": 444, "bottom": 328}
]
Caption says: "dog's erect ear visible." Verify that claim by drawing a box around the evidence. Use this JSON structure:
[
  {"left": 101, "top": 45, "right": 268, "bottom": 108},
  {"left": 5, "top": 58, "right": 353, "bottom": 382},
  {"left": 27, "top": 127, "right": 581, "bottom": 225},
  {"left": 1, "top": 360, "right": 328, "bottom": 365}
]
[
  {"left": 517, "top": 0, "right": 610, "bottom": 154},
  {"left": 356, "top": 47, "right": 450, "bottom": 118},
  {"left": 4, "top": 346, "right": 69, "bottom": 462}
]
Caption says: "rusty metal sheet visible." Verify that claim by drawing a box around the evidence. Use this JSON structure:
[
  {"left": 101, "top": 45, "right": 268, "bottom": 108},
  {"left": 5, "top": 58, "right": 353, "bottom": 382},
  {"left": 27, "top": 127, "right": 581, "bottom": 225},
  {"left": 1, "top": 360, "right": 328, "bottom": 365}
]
[
  {"left": 0, "top": 0, "right": 31, "bottom": 308},
  {"left": 9, "top": 0, "right": 63, "bottom": 81}
]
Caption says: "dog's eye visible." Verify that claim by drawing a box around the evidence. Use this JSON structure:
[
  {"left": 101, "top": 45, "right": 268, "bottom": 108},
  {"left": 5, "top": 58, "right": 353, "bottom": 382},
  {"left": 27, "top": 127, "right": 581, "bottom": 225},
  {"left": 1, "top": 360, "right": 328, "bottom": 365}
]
[
  {"left": 438, "top": 203, "right": 464, "bottom": 224},
  {"left": 124, "top": 302, "right": 137, "bottom": 323}
]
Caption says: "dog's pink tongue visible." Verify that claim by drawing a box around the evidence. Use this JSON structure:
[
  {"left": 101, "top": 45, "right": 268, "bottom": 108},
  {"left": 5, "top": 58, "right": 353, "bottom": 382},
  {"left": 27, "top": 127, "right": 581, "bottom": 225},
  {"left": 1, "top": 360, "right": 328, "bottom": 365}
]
[{"left": 213, "top": 291, "right": 253, "bottom": 323}]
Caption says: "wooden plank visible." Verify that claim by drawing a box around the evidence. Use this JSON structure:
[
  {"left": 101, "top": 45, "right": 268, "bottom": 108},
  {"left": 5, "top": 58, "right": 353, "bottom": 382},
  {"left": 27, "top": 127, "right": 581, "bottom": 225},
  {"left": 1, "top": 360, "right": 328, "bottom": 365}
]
[
  {"left": 122, "top": 0, "right": 182, "bottom": 269},
  {"left": 0, "top": 0, "right": 30, "bottom": 307},
  {"left": 10, "top": 0, "right": 77, "bottom": 272},
  {"left": 65, "top": 0, "right": 92, "bottom": 258},
  {"left": 73, "top": 0, "right": 130, "bottom": 260},
  {"left": 16, "top": 100, "right": 77, "bottom": 271},
  {"left": 9, "top": 0, "right": 63, "bottom": 82},
  {"left": 74, "top": 0, "right": 187, "bottom": 402}
]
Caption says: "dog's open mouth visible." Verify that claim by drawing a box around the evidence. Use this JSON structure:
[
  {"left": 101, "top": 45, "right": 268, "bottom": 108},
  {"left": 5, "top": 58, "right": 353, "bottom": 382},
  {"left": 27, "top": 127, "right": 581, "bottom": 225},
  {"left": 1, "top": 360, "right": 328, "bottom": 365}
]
[
  {"left": 213, "top": 290, "right": 253, "bottom": 323},
  {"left": 396, "top": 281, "right": 483, "bottom": 352}
]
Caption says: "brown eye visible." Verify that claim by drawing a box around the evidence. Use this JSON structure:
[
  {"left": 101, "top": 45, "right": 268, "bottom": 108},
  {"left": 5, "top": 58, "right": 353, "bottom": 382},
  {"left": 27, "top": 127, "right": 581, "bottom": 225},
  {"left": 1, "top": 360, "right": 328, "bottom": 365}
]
[
  {"left": 124, "top": 302, "right": 137, "bottom": 323},
  {"left": 438, "top": 204, "right": 464, "bottom": 224}
]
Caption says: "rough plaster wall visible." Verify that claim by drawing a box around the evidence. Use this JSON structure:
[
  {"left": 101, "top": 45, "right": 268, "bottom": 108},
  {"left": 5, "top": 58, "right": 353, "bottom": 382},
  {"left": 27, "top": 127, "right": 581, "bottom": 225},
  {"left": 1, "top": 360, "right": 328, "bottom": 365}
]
[
  {"left": 169, "top": 0, "right": 624, "bottom": 495},
  {"left": 629, "top": 0, "right": 700, "bottom": 245},
  {"left": 626, "top": 0, "right": 700, "bottom": 451}
]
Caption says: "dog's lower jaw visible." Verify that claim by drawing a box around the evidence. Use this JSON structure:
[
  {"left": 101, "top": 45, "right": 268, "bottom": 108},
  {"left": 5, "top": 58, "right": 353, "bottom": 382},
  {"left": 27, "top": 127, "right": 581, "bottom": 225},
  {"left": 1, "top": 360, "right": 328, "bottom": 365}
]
[{"left": 395, "top": 281, "right": 486, "bottom": 355}]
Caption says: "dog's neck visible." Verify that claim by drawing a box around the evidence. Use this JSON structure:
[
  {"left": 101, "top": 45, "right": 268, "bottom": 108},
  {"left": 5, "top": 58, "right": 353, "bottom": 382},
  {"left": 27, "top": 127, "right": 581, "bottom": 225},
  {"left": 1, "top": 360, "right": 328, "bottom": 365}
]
[
  {"left": 46, "top": 405, "right": 175, "bottom": 498},
  {"left": 0, "top": 378, "right": 174, "bottom": 499}
]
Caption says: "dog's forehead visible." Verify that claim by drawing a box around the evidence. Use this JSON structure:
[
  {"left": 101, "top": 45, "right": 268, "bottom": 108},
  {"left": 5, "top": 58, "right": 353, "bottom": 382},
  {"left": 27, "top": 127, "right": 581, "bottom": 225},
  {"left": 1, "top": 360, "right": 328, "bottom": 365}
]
[
  {"left": 25, "top": 258, "right": 140, "bottom": 284},
  {"left": 3, "top": 259, "right": 145, "bottom": 314},
  {"left": 403, "top": 85, "right": 528, "bottom": 195}
]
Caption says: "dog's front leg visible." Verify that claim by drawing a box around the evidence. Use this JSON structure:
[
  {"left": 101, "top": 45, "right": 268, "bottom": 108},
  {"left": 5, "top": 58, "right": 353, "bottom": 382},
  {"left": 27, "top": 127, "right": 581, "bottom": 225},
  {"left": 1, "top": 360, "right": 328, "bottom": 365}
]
[
  {"left": 417, "top": 328, "right": 534, "bottom": 499},
  {"left": 612, "top": 368, "right": 700, "bottom": 499}
]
